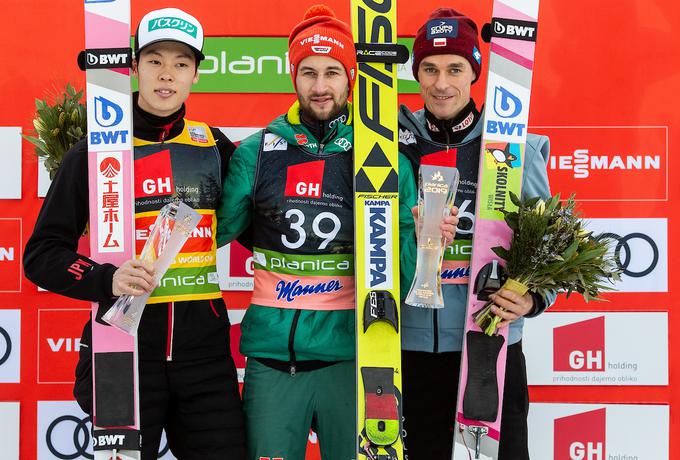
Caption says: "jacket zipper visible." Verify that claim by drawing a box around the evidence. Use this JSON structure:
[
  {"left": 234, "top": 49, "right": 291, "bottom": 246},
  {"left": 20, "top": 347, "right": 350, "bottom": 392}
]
[
  {"left": 166, "top": 302, "right": 175, "bottom": 361},
  {"left": 288, "top": 310, "right": 302, "bottom": 376}
]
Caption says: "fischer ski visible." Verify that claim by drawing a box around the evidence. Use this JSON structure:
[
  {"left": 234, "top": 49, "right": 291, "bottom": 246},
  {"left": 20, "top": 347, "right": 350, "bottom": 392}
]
[
  {"left": 83, "top": 0, "right": 140, "bottom": 458},
  {"left": 452, "top": 1, "right": 540, "bottom": 459},
  {"left": 351, "top": 2, "right": 408, "bottom": 460}
]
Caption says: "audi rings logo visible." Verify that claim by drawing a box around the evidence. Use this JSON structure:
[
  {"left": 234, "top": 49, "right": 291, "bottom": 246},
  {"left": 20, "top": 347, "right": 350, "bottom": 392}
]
[
  {"left": 0, "top": 326, "right": 11, "bottom": 366},
  {"left": 46, "top": 415, "right": 93, "bottom": 459},
  {"left": 596, "top": 232, "right": 658, "bottom": 278}
]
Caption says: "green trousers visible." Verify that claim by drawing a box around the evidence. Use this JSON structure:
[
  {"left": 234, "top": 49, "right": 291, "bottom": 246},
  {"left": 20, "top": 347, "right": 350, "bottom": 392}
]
[{"left": 242, "top": 359, "right": 356, "bottom": 460}]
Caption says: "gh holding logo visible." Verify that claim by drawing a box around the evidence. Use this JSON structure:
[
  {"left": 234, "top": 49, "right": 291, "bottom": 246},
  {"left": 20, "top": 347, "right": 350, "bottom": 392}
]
[
  {"left": 553, "top": 317, "right": 605, "bottom": 372},
  {"left": 487, "top": 86, "right": 526, "bottom": 137},
  {"left": 90, "top": 96, "right": 129, "bottom": 146},
  {"left": 554, "top": 408, "right": 606, "bottom": 460},
  {"left": 284, "top": 160, "right": 325, "bottom": 199}
]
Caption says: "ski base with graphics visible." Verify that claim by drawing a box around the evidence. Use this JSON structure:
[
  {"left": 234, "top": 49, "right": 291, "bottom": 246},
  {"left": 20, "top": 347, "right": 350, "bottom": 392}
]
[
  {"left": 452, "top": 1, "right": 540, "bottom": 459},
  {"left": 84, "top": 0, "right": 140, "bottom": 458},
  {"left": 351, "top": 1, "right": 408, "bottom": 459}
]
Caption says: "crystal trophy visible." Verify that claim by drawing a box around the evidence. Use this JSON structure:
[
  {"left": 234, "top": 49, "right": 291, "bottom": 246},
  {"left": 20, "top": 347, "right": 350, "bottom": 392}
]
[
  {"left": 102, "top": 201, "right": 201, "bottom": 335},
  {"left": 405, "top": 164, "right": 459, "bottom": 309}
]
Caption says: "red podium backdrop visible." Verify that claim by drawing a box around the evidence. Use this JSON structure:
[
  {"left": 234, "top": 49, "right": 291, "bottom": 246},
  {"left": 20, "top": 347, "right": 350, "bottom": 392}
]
[{"left": 1, "top": 0, "right": 678, "bottom": 459}]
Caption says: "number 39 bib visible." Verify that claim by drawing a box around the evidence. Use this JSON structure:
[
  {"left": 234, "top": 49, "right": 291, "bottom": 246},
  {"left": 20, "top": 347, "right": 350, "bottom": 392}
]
[{"left": 250, "top": 130, "right": 356, "bottom": 310}]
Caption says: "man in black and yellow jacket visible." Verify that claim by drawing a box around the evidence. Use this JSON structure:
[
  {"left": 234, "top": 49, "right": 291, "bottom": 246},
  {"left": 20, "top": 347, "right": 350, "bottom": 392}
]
[{"left": 23, "top": 8, "right": 246, "bottom": 460}]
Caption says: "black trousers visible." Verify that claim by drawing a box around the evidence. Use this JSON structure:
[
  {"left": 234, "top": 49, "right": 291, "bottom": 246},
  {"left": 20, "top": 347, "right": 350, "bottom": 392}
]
[
  {"left": 74, "top": 322, "right": 247, "bottom": 460},
  {"left": 402, "top": 341, "right": 530, "bottom": 460}
]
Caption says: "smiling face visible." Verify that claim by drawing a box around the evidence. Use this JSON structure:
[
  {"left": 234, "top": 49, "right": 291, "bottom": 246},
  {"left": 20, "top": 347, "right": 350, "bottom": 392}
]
[
  {"left": 417, "top": 54, "right": 476, "bottom": 121},
  {"left": 295, "top": 55, "right": 350, "bottom": 122},
  {"left": 134, "top": 41, "right": 199, "bottom": 117}
]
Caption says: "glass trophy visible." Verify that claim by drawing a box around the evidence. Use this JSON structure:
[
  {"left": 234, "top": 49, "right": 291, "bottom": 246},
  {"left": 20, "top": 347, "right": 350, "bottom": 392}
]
[
  {"left": 405, "top": 164, "right": 460, "bottom": 309},
  {"left": 102, "top": 201, "right": 201, "bottom": 335}
]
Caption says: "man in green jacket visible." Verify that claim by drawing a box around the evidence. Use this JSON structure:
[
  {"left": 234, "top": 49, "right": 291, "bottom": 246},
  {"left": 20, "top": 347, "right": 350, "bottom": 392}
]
[{"left": 217, "top": 5, "right": 457, "bottom": 460}]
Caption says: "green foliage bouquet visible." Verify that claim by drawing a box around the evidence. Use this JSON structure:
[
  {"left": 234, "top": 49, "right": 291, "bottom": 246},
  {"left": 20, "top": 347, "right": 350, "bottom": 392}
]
[
  {"left": 23, "top": 84, "right": 87, "bottom": 179},
  {"left": 473, "top": 193, "right": 621, "bottom": 335}
]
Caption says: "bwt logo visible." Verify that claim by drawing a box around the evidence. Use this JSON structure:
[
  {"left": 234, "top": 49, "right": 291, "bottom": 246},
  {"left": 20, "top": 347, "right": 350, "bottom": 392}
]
[
  {"left": 91, "top": 96, "right": 129, "bottom": 145},
  {"left": 488, "top": 86, "right": 525, "bottom": 138},
  {"left": 493, "top": 19, "right": 537, "bottom": 40},
  {"left": 553, "top": 317, "right": 605, "bottom": 372},
  {"left": 284, "top": 160, "right": 325, "bottom": 199},
  {"left": 86, "top": 51, "right": 129, "bottom": 67},
  {"left": 93, "top": 96, "right": 123, "bottom": 128},
  {"left": 92, "top": 433, "right": 124, "bottom": 447},
  {"left": 492, "top": 86, "right": 522, "bottom": 118},
  {"left": 554, "top": 408, "right": 606, "bottom": 460}
]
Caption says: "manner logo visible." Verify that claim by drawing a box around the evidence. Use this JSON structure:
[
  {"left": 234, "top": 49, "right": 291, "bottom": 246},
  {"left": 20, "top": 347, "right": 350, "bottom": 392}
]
[
  {"left": 0, "top": 219, "right": 21, "bottom": 292},
  {"left": 554, "top": 408, "right": 606, "bottom": 460},
  {"left": 541, "top": 126, "right": 667, "bottom": 201},
  {"left": 285, "top": 160, "right": 325, "bottom": 199},
  {"left": 553, "top": 317, "right": 605, "bottom": 372}
]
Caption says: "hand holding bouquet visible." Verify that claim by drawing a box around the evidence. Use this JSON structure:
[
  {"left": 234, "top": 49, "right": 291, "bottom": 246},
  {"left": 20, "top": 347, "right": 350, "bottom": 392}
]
[{"left": 473, "top": 192, "right": 621, "bottom": 335}]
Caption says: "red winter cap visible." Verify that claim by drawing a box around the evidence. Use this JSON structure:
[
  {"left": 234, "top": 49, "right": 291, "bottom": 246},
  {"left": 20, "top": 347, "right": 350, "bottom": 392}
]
[
  {"left": 412, "top": 8, "right": 482, "bottom": 83},
  {"left": 288, "top": 5, "right": 357, "bottom": 92}
]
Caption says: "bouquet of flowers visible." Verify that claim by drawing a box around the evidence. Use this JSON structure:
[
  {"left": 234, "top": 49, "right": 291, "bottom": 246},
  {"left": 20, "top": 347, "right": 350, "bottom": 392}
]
[
  {"left": 23, "top": 83, "right": 87, "bottom": 179},
  {"left": 473, "top": 192, "right": 621, "bottom": 335}
]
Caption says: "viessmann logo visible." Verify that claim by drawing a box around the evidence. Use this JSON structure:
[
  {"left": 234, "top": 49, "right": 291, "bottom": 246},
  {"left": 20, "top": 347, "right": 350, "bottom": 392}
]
[
  {"left": 554, "top": 408, "right": 606, "bottom": 460},
  {"left": 38, "top": 309, "right": 91, "bottom": 384},
  {"left": 542, "top": 126, "right": 667, "bottom": 201},
  {"left": 0, "top": 219, "right": 21, "bottom": 292},
  {"left": 553, "top": 317, "right": 605, "bottom": 372}
]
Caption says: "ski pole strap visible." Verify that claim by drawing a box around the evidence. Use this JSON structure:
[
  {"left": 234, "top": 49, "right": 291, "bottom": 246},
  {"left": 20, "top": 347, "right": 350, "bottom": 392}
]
[
  {"left": 462, "top": 331, "right": 505, "bottom": 422},
  {"left": 92, "top": 429, "right": 141, "bottom": 451},
  {"left": 363, "top": 290, "right": 398, "bottom": 332},
  {"left": 77, "top": 48, "right": 134, "bottom": 71},
  {"left": 362, "top": 367, "right": 400, "bottom": 447},
  {"left": 355, "top": 43, "right": 409, "bottom": 64}
]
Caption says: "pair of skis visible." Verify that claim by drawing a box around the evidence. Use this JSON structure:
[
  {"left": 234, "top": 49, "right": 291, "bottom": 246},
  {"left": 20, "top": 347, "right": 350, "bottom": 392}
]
[
  {"left": 452, "top": 1, "right": 540, "bottom": 459},
  {"left": 351, "top": 1, "right": 540, "bottom": 460}
]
